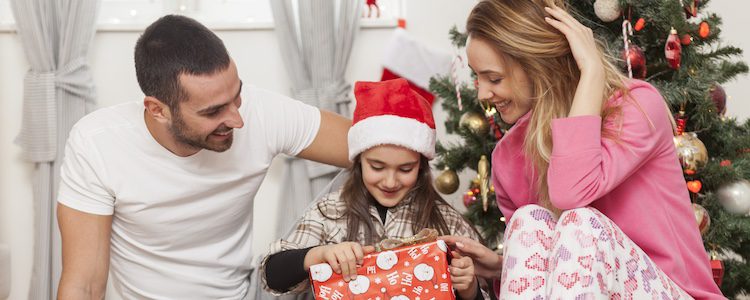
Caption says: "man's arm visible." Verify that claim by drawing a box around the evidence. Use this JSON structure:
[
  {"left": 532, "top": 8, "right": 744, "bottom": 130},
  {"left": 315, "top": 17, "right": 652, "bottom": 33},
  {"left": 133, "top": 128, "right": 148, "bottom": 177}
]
[
  {"left": 57, "top": 203, "right": 112, "bottom": 300},
  {"left": 296, "top": 109, "right": 352, "bottom": 168}
]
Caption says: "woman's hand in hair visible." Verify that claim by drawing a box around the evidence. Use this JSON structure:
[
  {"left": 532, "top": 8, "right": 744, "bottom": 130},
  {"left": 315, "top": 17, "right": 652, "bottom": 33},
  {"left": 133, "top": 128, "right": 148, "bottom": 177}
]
[
  {"left": 304, "top": 242, "right": 376, "bottom": 282},
  {"left": 450, "top": 252, "right": 479, "bottom": 300},
  {"left": 542, "top": 4, "right": 603, "bottom": 77},
  {"left": 543, "top": 4, "right": 607, "bottom": 117},
  {"left": 440, "top": 235, "right": 503, "bottom": 280}
]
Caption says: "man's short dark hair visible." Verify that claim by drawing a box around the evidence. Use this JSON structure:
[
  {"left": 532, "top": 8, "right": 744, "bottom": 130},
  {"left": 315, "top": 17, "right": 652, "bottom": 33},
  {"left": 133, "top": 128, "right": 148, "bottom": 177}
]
[{"left": 134, "top": 15, "right": 230, "bottom": 110}]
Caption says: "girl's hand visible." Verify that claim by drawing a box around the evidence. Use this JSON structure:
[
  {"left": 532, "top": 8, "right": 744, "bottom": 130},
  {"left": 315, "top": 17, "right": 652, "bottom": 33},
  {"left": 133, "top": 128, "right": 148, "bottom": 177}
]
[
  {"left": 440, "top": 235, "right": 503, "bottom": 280},
  {"left": 450, "top": 253, "right": 479, "bottom": 300},
  {"left": 543, "top": 4, "right": 604, "bottom": 77},
  {"left": 304, "top": 242, "right": 375, "bottom": 282}
]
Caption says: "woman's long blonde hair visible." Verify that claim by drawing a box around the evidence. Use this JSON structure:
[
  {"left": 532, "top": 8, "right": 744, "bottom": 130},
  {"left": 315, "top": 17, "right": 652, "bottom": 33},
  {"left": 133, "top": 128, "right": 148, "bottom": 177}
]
[{"left": 467, "top": 0, "right": 630, "bottom": 213}]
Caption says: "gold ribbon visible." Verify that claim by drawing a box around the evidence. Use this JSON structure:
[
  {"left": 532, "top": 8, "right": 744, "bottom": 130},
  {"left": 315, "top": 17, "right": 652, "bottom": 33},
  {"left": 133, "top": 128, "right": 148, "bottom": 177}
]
[{"left": 376, "top": 228, "right": 439, "bottom": 251}]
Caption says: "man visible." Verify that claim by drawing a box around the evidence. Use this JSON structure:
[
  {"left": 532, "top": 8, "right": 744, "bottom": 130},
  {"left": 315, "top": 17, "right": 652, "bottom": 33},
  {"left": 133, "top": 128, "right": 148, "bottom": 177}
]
[{"left": 56, "top": 15, "right": 350, "bottom": 299}]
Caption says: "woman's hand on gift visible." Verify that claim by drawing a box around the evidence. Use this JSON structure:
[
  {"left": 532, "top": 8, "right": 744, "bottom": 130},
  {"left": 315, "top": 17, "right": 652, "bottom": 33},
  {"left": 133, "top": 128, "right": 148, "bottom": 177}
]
[
  {"left": 304, "top": 242, "right": 376, "bottom": 282},
  {"left": 450, "top": 253, "right": 478, "bottom": 300},
  {"left": 440, "top": 235, "right": 503, "bottom": 280}
]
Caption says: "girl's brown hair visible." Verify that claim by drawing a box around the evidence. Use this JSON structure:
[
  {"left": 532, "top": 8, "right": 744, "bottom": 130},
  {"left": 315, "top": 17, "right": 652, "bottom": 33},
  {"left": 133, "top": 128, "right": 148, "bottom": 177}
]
[{"left": 324, "top": 155, "right": 471, "bottom": 245}]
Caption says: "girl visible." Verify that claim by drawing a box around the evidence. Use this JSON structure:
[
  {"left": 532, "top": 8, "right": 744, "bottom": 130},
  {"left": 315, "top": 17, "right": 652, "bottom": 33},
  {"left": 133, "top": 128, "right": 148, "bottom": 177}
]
[
  {"left": 261, "top": 78, "right": 487, "bottom": 300},
  {"left": 442, "top": 0, "right": 724, "bottom": 299}
]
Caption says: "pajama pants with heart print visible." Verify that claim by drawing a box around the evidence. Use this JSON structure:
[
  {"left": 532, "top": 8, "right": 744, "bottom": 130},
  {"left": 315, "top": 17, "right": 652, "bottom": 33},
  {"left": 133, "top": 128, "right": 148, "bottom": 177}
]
[{"left": 498, "top": 204, "right": 693, "bottom": 300}]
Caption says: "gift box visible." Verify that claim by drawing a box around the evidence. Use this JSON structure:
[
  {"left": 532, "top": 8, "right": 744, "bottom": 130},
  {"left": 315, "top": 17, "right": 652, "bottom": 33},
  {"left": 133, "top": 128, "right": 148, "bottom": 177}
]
[
  {"left": 710, "top": 259, "right": 724, "bottom": 286},
  {"left": 309, "top": 240, "right": 455, "bottom": 300}
]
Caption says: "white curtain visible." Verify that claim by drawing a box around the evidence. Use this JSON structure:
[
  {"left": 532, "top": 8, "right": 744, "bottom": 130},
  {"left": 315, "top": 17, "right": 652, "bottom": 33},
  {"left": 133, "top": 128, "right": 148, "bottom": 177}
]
[
  {"left": 10, "top": 0, "right": 100, "bottom": 298},
  {"left": 270, "top": 0, "right": 361, "bottom": 247},
  {"left": 250, "top": 0, "right": 362, "bottom": 299}
]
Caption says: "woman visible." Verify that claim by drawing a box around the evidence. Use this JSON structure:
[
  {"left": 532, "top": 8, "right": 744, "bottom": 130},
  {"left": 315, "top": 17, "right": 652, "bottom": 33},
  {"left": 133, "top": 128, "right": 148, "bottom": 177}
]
[{"left": 442, "top": 0, "right": 725, "bottom": 299}]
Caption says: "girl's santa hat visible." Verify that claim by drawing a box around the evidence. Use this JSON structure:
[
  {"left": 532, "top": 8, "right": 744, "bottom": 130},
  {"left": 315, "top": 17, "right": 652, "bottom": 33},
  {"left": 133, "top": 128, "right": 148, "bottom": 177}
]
[{"left": 348, "top": 78, "right": 436, "bottom": 161}]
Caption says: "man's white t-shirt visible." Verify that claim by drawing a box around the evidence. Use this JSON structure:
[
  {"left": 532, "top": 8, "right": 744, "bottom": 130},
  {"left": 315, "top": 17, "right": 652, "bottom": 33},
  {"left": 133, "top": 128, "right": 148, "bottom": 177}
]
[{"left": 58, "top": 85, "right": 321, "bottom": 299}]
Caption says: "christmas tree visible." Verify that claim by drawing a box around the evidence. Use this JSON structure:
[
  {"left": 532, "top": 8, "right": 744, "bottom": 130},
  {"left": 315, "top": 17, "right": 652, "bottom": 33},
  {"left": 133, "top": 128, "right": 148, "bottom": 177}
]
[{"left": 430, "top": 0, "right": 749, "bottom": 297}]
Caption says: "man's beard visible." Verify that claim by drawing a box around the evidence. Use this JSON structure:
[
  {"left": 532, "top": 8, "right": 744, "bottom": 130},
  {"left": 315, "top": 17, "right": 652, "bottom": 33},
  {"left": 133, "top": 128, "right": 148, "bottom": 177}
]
[{"left": 170, "top": 112, "right": 233, "bottom": 153}]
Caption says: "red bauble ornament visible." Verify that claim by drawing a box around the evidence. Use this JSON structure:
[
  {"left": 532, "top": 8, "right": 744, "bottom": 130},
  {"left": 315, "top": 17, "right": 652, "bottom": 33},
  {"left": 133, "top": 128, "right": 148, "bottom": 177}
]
[
  {"left": 665, "top": 28, "right": 682, "bottom": 69},
  {"left": 687, "top": 180, "right": 703, "bottom": 194},
  {"left": 634, "top": 18, "right": 646, "bottom": 31},
  {"left": 710, "top": 83, "right": 727, "bottom": 115},
  {"left": 720, "top": 160, "right": 732, "bottom": 167},
  {"left": 675, "top": 113, "right": 687, "bottom": 136},
  {"left": 620, "top": 44, "right": 647, "bottom": 79},
  {"left": 463, "top": 191, "right": 477, "bottom": 208},
  {"left": 487, "top": 116, "right": 503, "bottom": 140},
  {"left": 699, "top": 21, "right": 710, "bottom": 38},
  {"left": 681, "top": 34, "right": 692, "bottom": 46}
]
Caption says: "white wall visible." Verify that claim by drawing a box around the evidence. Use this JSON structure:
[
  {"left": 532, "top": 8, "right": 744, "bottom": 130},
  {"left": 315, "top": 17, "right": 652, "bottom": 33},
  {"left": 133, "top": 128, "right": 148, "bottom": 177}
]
[
  {"left": 0, "top": 29, "right": 33, "bottom": 300},
  {"left": 707, "top": 1, "right": 750, "bottom": 121},
  {"left": 1, "top": 1, "right": 748, "bottom": 299}
]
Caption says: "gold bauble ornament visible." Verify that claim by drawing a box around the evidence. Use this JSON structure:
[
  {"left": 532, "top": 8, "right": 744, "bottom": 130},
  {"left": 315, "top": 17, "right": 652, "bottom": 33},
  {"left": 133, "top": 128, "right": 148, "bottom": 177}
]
[
  {"left": 478, "top": 155, "right": 490, "bottom": 212},
  {"left": 435, "top": 168, "right": 460, "bottom": 195},
  {"left": 692, "top": 203, "right": 711, "bottom": 236},
  {"left": 460, "top": 111, "right": 490, "bottom": 136},
  {"left": 673, "top": 132, "right": 708, "bottom": 175}
]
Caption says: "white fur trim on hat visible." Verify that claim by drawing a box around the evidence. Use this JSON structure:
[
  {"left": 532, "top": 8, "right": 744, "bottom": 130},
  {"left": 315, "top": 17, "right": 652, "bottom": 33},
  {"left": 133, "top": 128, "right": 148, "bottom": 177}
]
[{"left": 348, "top": 114, "right": 436, "bottom": 161}]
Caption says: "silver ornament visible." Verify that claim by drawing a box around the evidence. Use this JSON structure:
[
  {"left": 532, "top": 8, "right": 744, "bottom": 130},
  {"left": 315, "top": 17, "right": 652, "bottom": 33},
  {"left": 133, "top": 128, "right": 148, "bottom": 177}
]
[
  {"left": 717, "top": 180, "right": 750, "bottom": 215},
  {"left": 594, "top": 0, "right": 622, "bottom": 22}
]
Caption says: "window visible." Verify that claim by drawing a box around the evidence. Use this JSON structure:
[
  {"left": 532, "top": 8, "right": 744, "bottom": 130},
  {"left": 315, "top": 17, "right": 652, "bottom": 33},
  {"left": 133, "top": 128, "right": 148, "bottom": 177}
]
[
  {"left": 192, "top": 0, "right": 272, "bottom": 25},
  {"left": 1, "top": 0, "right": 405, "bottom": 30},
  {"left": 0, "top": 0, "right": 13, "bottom": 27},
  {"left": 361, "top": 0, "right": 404, "bottom": 20},
  {"left": 100, "top": 0, "right": 405, "bottom": 29},
  {"left": 99, "top": 0, "right": 273, "bottom": 27},
  {"left": 99, "top": 0, "right": 167, "bottom": 25}
]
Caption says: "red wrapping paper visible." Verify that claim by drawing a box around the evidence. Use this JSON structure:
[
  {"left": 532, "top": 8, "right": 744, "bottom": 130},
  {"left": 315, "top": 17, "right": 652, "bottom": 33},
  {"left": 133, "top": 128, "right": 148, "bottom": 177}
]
[{"left": 309, "top": 240, "right": 455, "bottom": 300}]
